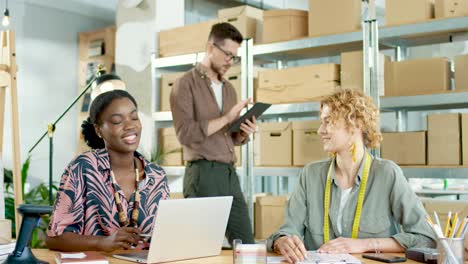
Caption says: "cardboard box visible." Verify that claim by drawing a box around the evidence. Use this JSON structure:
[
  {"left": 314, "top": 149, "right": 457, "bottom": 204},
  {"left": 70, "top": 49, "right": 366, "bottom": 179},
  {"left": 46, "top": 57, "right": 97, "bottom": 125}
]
[
  {"left": 308, "top": 0, "right": 361, "bottom": 37},
  {"left": 255, "top": 195, "right": 288, "bottom": 239},
  {"left": 435, "top": 0, "right": 468, "bottom": 18},
  {"left": 340, "top": 50, "right": 389, "bottom": 96},
  {"left": 462, "top": 114, "right": 468, "bottom": 165},
  {"left": 225, "top": 66, "right": 242, "bottom": 100},
  {"left": 160, "top": 72, "right": 184, "bottom": 111},
  {"left": 292, "top": 121, "right": 328, "bottom": 166},
  {"left": 226, "top": 66, "right": 264, "bottom": 101},
  {"left": 158, "top": 19, "right": 218, "bottom": 57},
  {"left": 262, "top": 9, "right": 308, "bottom": 44},
  {"left": 218, "top": 5, "right": 263, "bottom": 43},
  {"left": 256, "top": 64, "right": 340, "bottom": 104},
  {"left": 385, "top": 57, "right": 450, "bottom": 97},
  {"left": 0, "top": 219, "right": 11, "bottom": 244},
  {"left": 235, "top": 146, "right": 241, "bottom": 167},
  {"left": 79, "top": 26, "right": 115, "bottom": 60},
  {"left": 169, "top": 192, "right": 185, "bottom": 199},
  {"left": 386, "top": 0, "right": 434, "bottom": 26},
  {"left": 427, "top": 113, "right": 460, "bottom": 165},
  {"left": 255, "top": 122, "right": 292, "bottom": 166},
  {"left": 381, "top": 132, "right": 427, "bottom": 165},
  {"left": 455, "top": 54, "right": 468, "bottom": 91},
  {"left": 158, "top": 127, "right": 183, "bottom": 166}
]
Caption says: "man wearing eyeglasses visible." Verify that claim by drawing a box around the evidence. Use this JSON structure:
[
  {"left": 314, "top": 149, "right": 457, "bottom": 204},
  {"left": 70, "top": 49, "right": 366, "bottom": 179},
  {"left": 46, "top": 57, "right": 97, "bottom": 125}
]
[{"left": 170, "top": 23, "right": 256, "bottom": 244}]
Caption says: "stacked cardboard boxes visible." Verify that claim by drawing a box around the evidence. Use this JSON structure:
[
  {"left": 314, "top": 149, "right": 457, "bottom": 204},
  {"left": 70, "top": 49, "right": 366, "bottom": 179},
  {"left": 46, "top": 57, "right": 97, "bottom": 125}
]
[
  {"left": 255, "top": 122, "right": 292, "bottom": 166},
  {"left": 160, "top": 72, "right": 184, "bottom": 111},
  {"left": 262, "top": 9, "right": 308, "bottom": 43},
  {"left": 308, "top": 0, "right": 361, "bottom": 37},
  {"left": 225, "top": 66, "right": 242, "bottom": 101},
  {"left": 381, "top": 113, "right": 468, "bottom": 166},
  {"left": 385, "top": 57, "right": 450, "bottom": 97},
  {"left": 77, "top": 26, "right": 116, "bottom": 154},
  {"left": 256, "top": 64, "right": 340, "bottom": 104},
  {"left": 255, "top": 195, "right": 288, "bottom": 239},
  {"left": 427, "top": 114, "right": 460, "bottom": 165},
  {"left": 169, "top": 193, "right": 185, "bottom": 199},
  {"left": 435, "top": 0, "right": 468, "bottom": 18},
  {"left": 158, "top": 19, "right": 218, "bottom": 57},
  {"left": 235, "top": 146, "right": 241, "bottom": 167},
  {"left": 158, "top": 127, "right": 183, "bottom": 166},
  {"left": 381, "top": 132, "right": 427, "bottom": 165},
  {"left": 462, "top": 114, "right": 468, "bottom": 165},
  {"left": 455, "top": 54, "right": 468, "bottom": 91},
  {"left": 218, "top": 5, "right": 263, "bottom": 43},
  {"left": 340, "top": 51, "right": 388, "bottom": 96},
  {"left": 386, "top": 0, "right": 434, "bottom": 26},
  {"left": 292, "top": 121, "right": 327, "bottom": 166}
]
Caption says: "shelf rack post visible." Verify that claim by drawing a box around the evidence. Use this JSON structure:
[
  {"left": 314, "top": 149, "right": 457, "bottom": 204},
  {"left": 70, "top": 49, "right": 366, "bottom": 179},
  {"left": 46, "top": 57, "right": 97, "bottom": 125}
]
[
  {"left": 363, "top": 0, "right": 381, "bottom": 157},
  {"left": 240, "top": 38, "right": 255, "bottom": 224}
]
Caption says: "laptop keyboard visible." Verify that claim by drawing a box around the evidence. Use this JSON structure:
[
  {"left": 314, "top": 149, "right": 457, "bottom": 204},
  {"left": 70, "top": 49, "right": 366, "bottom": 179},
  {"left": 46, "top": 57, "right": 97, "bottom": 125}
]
[{"left": 118, "top": 251, "right": 148, "bottom": 259}]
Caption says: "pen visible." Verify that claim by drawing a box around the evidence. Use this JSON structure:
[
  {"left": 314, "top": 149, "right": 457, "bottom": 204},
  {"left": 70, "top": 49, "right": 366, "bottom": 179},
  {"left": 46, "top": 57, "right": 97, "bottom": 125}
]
[
  {"left": 449, "top": 217, "right": 459, "bottom": 239},
  {"left": 427, "top": 222, "right": 459, "bottom": 264},
  {"left": 444, "top": 211, "right": 452, "bottom": 238},
  {"left": 460, "top": 218, "right": 468, "bottom": 238},
  {"left": 450, "top": 212, "right": 459, "bottom": 237},
  {"left": 433, "top": 211, "right": 441, "bottom": 229},
  {"left": 455, "top": 217, "right": 467, "bottom": 238},
  {"left": 426, "top": 215, "right": 434, "bottom": 226}
]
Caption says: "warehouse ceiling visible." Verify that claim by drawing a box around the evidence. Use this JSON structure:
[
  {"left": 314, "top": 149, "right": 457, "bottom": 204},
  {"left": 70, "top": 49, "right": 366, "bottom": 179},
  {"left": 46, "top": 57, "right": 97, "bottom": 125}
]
[{"left": 23, "top": 0, "right": 118, "bottom": 22}]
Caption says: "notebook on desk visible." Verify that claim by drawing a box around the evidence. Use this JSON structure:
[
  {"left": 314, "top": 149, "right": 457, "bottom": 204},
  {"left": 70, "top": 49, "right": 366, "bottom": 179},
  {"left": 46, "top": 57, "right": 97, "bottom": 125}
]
[{"left": 112, "top": 196, "right": 233, "bottom": 263}]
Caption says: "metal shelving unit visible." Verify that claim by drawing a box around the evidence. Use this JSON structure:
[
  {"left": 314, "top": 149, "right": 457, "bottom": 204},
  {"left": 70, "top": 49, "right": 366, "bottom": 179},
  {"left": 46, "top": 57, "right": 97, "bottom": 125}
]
[
  {"left": 151, "top": 11, "right": 468, "bottom": 214},
  {"left": 152, "top": 90, "right": 468, "bottom": 122}
]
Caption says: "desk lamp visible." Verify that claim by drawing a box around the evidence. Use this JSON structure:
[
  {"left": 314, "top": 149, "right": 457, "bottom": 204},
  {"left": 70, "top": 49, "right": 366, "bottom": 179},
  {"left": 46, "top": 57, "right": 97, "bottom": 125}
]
[{"left": 28, "top": 65, "right": 125, "bottom": 205}]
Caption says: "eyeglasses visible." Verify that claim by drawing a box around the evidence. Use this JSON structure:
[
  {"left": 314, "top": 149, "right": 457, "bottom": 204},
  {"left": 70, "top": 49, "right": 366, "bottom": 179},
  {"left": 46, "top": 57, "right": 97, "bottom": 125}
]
[{"left": 212, "top": 42, "right": 241, "bottom": 64}]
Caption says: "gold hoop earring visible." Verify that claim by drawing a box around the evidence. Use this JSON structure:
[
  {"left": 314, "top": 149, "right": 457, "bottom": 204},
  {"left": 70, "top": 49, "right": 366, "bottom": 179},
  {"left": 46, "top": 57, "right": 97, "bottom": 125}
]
[{"left": 349, "top": 142, "right": 356, "bottom": 162}]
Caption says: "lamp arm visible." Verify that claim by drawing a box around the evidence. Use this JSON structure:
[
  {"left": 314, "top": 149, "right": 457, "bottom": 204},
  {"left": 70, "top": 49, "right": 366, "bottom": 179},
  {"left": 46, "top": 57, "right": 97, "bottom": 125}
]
[{"left": 28, "top": 75, "right": 97, "bottom": 154}]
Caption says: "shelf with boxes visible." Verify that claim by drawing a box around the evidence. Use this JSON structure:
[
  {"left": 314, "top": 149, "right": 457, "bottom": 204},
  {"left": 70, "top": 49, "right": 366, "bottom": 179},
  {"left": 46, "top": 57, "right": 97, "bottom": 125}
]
[
  {"left": 151, "top": 16, "right": 468, "bottom": 120},
  {"left": 77, "top": 26, "right": 116, "bottom": 154},
  {"left": 151, "top": 3, "right": 468, "bottom": 228},
  {"left": 381, "top": 113, "right": 468, "bottom": 174}
]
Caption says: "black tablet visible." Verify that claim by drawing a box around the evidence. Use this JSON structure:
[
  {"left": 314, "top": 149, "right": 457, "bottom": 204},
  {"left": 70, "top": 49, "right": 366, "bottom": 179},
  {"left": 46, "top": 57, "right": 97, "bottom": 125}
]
[{"left": 227, "top": 102, "right": 271, "bottom": 132}]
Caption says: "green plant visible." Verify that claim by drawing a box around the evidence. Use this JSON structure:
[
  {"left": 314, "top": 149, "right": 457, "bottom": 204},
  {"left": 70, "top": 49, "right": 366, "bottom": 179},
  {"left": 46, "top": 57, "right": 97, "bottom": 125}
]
[
  {"left": 4, "top": 156, "right": 57, "bottom": 248},
  {"left": 147, "top": 145, "right": 182, "bottom": 165}
]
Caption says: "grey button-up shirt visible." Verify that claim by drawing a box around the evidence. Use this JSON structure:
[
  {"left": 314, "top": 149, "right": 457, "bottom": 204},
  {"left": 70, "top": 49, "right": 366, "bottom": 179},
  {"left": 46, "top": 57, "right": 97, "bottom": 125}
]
[{"left": 268, "top": 156, "right": 436, "bottom": 251}]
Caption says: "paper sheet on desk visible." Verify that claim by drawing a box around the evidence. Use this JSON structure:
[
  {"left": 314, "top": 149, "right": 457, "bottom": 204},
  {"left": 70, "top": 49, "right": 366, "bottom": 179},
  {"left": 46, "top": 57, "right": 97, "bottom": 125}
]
[
  {"left": 60, "top": 252, "right": 87, "bottom": 259},
  {"left": 267, "top": 252, "right": 361, "bottom": 264},
  {"left": 298, "top": 252, "right": 361, "bottom": 264},
  {"left": 267, "top": 256, "right": 286, "bottom": 263}
]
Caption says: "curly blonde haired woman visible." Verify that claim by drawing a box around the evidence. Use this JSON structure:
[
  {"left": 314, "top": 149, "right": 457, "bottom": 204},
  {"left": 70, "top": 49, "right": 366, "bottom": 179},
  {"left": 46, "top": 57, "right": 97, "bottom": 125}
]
[{"left": 269, "top": 89, "right": 435, "bottom": 263}]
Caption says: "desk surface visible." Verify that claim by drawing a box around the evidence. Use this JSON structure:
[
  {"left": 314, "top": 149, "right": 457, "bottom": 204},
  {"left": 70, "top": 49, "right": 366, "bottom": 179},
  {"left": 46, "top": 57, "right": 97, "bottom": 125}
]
[{"left": 33, "top": 249, "right": 421, "bottom": 264}]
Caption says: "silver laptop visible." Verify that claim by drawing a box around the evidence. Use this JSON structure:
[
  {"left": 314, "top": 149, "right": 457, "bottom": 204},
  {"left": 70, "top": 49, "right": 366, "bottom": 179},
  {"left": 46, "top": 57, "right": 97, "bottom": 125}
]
[{"left": 112, "top": 196, "right": 233, "bottom": 263}]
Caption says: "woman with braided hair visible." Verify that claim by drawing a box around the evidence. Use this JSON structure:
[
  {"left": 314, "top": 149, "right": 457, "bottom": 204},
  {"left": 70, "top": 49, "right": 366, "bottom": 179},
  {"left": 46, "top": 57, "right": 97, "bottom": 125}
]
[{"left": 46, "top": 90, "right": 169, "bottom": 252}]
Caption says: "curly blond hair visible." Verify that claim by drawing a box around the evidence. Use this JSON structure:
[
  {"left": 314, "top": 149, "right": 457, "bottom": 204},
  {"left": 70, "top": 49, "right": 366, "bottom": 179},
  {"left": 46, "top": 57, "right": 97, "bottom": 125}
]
[{"left": 320, "top": 89, "right": 382, "bottom": 148}]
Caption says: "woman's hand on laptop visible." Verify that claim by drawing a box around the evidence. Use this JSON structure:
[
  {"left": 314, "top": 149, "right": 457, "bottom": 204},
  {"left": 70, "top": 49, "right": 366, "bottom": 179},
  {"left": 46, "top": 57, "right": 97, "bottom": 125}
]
[{"left": 100, "top": 227, "right": 143, "bottom": 251}]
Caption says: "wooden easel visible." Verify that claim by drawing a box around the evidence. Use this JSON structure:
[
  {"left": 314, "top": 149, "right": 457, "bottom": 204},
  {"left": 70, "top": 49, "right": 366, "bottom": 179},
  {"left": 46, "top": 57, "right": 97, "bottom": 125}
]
[{"left": 0, "top": 30, "right": 22, "bottom": 236}]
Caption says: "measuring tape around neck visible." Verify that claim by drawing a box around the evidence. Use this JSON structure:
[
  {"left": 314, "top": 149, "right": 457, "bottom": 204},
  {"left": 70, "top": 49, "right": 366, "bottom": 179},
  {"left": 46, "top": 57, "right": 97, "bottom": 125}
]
[{"left": 323, "top": 152, "right": 372, "bottom": 243}]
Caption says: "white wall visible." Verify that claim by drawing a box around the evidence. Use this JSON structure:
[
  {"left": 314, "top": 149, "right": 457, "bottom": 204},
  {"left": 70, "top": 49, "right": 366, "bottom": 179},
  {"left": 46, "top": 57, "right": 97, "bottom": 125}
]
[{"left": 1, "top": 1, "right": 113, "bottom": 187}]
